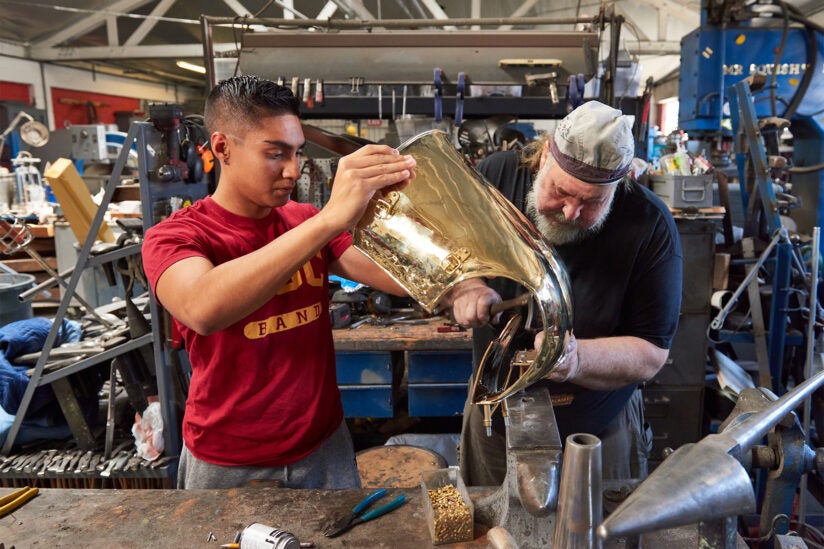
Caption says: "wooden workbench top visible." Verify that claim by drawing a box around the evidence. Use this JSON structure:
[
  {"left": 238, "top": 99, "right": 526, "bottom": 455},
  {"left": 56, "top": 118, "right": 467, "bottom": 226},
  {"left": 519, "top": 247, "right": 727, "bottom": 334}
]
[
  {"left": 0, "top": 485, "right": 701, "bottom": 548},
  {"left": 333, "top": 317, "right": 472, "bottom": 352},
  {"left": 0, "top": 486, "right": 479, "bottom": 548}
]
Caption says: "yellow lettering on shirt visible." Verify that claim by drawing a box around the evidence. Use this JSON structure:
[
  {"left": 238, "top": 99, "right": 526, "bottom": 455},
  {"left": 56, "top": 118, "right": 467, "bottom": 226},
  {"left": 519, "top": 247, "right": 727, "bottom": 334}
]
[
  {"left": 276, "top": 252, "right": 324, "bottom": 295},
  {"left": 276, "top": 270, "right": 303, "bottom": 295},
  {"left": 244, "top": 303, "right": 322, "bottom": 339}
]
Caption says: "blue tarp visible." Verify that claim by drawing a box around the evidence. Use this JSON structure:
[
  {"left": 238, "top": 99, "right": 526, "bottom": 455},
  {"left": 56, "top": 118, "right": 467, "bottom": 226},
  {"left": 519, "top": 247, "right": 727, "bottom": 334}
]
[{"left": 0, "top": 317, "right": 84, "bottom": 446}]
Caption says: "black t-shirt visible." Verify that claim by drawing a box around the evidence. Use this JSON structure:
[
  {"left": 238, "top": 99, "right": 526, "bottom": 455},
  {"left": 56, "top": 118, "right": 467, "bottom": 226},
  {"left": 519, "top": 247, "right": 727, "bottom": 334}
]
[{"left": 474, "top": 150, "right": 683, "bottom": 439}]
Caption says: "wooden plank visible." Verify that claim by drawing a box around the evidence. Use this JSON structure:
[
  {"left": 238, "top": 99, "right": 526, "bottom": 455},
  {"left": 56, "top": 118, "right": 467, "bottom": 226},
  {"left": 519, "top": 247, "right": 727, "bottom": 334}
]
[
  {"left": 0, "top": 257, "right": 58, "bottom": 272},
  {"left": 28, "top": 224, "right": 54, "bottom": 238},
  {"left": 44, "top": 158, "right": 115, "bottom": 245}
]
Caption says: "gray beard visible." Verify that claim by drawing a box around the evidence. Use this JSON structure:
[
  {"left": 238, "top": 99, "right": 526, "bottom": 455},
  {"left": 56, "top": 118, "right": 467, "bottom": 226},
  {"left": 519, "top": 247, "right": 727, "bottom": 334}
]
[{"left": 525, "top": 163, "right": 613, "bottom": 246}]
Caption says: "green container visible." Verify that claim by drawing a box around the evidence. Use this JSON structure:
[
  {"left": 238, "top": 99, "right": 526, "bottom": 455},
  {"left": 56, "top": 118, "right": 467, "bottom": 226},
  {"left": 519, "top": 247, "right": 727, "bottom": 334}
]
[{"left": 0, "top": 273, "right": 35, "bottom": 327}]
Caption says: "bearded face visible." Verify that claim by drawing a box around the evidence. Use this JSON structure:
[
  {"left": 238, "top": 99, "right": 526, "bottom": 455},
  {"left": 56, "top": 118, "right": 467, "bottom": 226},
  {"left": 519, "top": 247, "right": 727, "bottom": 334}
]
[{"left": 526, "top": 157, "right": 617, "bottom": 246}]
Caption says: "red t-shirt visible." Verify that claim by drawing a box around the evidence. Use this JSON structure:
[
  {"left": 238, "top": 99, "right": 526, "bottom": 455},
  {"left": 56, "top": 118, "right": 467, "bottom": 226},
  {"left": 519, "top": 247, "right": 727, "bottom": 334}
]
[{"left": 142, "top": 196, "right": 351, "bottom": 466}]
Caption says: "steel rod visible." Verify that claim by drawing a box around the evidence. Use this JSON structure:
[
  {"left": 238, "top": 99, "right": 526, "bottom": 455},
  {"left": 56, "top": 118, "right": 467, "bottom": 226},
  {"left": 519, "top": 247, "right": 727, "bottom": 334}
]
[
  {"left": 201, "top": 15, "right": 598, "bottom": 29},
  {"left": 799, "top": 226, "right": 820, "bottom": 527}
]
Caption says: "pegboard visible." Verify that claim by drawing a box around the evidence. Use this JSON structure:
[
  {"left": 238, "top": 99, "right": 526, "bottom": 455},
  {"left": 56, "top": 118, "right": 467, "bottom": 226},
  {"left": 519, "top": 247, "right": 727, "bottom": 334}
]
[{"left": 296, "top": 157, "right": 335, "bottom": 209}]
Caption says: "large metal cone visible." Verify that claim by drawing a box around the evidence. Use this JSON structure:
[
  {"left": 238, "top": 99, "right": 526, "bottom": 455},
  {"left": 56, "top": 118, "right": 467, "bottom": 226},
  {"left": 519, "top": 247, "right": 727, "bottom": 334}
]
[{"left": 597, "top": 442, "right": 755, "bottom": 540}]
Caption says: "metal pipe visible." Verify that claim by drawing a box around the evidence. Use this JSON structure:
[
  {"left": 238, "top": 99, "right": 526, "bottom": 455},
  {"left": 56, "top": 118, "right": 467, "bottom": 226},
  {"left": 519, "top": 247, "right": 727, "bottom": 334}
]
[
  {"left": 202, "top": 15, "right": 598, "bottom": 29},
  {"left": 200, "top": 14, "right": 216, "bottom": 92},
  {"left": 710, "top": 229, "right": 785, "bottom": 331},
  {"left": 18, "top": 265, "right": 75, "bottom": 301},
  {"left": 799, "top": 226, "right": 820, "bottom": 527},
  {"left": 553, "top": 433, "right": 602, "bottom": 548}
]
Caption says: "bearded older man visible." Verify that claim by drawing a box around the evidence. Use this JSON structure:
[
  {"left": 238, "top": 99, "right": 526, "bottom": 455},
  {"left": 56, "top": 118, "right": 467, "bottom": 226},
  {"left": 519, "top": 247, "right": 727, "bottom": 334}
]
[{"left": 447, "top": 101, "right": 683, "bottom": 484}]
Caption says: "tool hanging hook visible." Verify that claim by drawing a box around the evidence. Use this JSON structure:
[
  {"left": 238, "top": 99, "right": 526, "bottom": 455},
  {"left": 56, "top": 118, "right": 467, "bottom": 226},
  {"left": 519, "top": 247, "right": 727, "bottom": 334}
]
[{"left": 433, "top": 68, "right": 444, "bottom": 122}]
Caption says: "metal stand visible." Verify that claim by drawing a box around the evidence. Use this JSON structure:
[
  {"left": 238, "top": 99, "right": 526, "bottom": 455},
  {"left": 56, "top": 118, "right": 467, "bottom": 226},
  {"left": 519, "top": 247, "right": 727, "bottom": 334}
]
[
  {"left": 1, "top": 123, "right": 147, "bottom": 454},
  {"left": 726, "top": 77, "right": 796, "bottom": 394},
  {"left": 473, "top": 385, "right": 563, "bottom": 548},
  {"left": 1, "top": 121, "right": 205, "bottom": 466}
]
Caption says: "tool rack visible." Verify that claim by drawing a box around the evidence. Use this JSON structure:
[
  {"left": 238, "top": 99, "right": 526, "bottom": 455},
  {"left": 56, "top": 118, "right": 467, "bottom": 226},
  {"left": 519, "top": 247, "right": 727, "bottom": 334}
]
[{"left": 1, "top": 121, "right": 209, "bottom": 488}]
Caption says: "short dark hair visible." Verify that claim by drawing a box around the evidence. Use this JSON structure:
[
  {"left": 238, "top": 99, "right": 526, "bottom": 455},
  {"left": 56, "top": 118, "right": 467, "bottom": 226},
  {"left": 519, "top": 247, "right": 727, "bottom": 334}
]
[{"left": 204, "top": 74, "right": 301, "bottom": 135}]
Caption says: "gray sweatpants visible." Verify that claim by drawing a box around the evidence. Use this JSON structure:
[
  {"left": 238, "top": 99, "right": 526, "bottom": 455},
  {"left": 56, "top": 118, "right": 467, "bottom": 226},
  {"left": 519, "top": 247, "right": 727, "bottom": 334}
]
[
  {"left": 459, "top": 388, "right": 651, "bottom": 486},
  {"left": 177, "top": 420, "right": 361, "bottom": 489}
]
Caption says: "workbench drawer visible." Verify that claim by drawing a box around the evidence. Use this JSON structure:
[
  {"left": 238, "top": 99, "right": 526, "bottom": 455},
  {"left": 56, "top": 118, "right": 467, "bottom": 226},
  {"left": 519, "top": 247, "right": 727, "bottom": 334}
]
[
  {"left": 406, "top": 351, "right": 473, "bottom": 383},
  {"left": 336, "top": 352, "right": 393, "bottom": 384},
  {"left": 643, "top": 386, "right": 705, "bottom": 466},
  {"left": 340, "top": 385, "right": 393, "bottom": 418},
  {"left": 408, "top": 383, "right": 468, "bottom": 417}
]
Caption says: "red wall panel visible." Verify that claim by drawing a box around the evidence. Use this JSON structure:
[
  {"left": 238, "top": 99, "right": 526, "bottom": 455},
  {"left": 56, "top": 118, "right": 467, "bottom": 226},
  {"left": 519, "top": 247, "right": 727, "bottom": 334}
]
[
  {"left": 51, "top": 88, "right": 140, "bottom": 128},
  {"left": 0, "top": 81, "right": 33, "bottom": 103}
]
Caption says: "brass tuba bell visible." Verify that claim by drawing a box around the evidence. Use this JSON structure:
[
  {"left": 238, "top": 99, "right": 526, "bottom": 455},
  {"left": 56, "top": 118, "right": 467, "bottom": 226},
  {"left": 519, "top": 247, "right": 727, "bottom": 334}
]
[{"left": 354, "top": 129, "right": 572, "bottom": 407}]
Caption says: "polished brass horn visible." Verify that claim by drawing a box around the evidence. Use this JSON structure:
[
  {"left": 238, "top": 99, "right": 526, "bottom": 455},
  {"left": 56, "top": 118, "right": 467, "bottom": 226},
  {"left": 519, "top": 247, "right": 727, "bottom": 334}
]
[{"left": 354, "top": 129, "right": 573, "bottom": 407}]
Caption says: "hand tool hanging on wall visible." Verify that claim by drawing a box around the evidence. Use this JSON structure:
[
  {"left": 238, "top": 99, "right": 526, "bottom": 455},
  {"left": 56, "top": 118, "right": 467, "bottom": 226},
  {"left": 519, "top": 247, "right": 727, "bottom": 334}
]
[
  {"left": 314, "top": 79, "right": 324, "bottom": 106},
  {"left": 433, "top": 68, "right": 444, "bottom": 123},
  {"left": 303, "top": 77, "right": 312, "bottom": 108},
  {"left": 455, "top": 72, "right": 466, "bottom": 127},
  {"left": 567, "top": 73, "right": 586, "bottom": 110}
]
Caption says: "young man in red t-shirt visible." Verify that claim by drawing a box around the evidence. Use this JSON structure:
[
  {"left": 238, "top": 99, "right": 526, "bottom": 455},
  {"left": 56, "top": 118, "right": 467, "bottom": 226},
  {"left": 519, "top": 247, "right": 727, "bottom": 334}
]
[{"left": 142, "top": 75, "right": 416, "bottom": 489}]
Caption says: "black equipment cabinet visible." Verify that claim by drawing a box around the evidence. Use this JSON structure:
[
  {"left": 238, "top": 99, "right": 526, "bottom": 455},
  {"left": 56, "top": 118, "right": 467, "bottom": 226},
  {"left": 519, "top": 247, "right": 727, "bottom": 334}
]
[{"left": 644, "top": 218, "right": 715, "bottom": 469}]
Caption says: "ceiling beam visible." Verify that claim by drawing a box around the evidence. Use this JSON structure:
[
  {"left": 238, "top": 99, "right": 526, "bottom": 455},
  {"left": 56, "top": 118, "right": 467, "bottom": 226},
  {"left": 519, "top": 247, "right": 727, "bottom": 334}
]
[
  {"left": 631, "top": 0, "right": 698, "bottom": 26},
  {"left": 629, "top": 40, "right": 682, "bottom": 55},
  {"left": 330, "top": 0, "right": 374, "bottom": 20},
  {"left": 222, "top": 0, "right": 253, "bottom": 17},
  {"left": 615, "top": 3, "right": 652, "bottom": 42},
  {"left": 470, "top": 0, "right": 481, "bottom": 30},
  {"left": 316, "top": 1, "right": 339, "bottom": 20},
  {"left": 0, "top": 40, "right": 27, "bottom": 58},
  {"left": 30, "top": 43, "right": 236, "bottom": 61},
  {"left": 418, "top": 0, "right": 456, "bottom": 30},
  {"left": 221, "top": 0, "right": 270, "bottom": 31},
  {"left": 57, "top": 60, "right": 203, "bottom": 86},
  {"left": 125, "top": 0, "right": 177, "bottom": 46},
  {"left": 36, "top": 0, "right": 155, "bottom": 48},
  {"left": 106, "top": 16, "right": 119, "bottom": 46},
  {"left": 497, "top": 0, "right": 540, "bottom": 31}
]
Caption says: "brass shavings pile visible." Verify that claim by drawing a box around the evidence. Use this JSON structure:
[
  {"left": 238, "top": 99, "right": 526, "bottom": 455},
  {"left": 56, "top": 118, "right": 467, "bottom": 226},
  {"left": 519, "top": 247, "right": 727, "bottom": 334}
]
[{"left": 428, "top": 483, "right": 472, "bottom": 543}]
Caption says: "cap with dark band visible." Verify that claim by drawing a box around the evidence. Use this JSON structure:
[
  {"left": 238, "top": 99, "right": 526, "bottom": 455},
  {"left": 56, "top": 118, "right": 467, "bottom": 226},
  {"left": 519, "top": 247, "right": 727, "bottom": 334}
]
[{"left": 549, "top": 100, "right": 634, "bottom": 185}]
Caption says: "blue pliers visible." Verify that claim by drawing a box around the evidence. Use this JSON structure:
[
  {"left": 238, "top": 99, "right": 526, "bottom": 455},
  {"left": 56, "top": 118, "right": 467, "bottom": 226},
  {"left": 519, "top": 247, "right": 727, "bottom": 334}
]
[{"left": 323, "top": 488, "right": 407, "bottom": 538}]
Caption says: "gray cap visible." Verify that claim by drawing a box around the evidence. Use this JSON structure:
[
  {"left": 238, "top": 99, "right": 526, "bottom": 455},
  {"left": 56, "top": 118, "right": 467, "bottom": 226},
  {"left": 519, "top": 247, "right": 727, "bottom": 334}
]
[{"left": 549, "top": 101, "right": 634, "bottom": 184}]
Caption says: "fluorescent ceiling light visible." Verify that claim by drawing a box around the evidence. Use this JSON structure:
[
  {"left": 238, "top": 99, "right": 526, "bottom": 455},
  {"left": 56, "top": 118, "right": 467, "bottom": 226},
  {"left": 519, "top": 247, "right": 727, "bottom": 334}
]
[{"left": 176, "top": 60, "right": 206, "bottom": 74}]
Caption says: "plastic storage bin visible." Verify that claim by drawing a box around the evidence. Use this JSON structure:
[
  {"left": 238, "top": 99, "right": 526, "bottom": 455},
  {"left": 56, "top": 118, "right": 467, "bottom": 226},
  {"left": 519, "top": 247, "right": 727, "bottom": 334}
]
[
  {"left": 421, "top": 466, "right": 474, "bottom": 545},
  {"left": 0, "top": 273, "right": 35, "bottom": 327},
  {"left": 650, "top": 174, "right": 714, "bottom": 208}
]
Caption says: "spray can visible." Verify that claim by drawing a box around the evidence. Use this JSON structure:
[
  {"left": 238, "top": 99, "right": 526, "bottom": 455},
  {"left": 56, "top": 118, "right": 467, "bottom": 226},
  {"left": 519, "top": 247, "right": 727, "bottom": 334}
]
[{"left": 235, "top": 523, "right": 301, "bottom": 549}]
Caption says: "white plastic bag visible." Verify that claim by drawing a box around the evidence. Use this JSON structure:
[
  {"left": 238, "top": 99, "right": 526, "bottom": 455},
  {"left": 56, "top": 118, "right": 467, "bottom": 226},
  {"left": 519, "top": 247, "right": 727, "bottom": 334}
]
[{"left": 132, "top": 401, "right": 164, "bottom": 461}]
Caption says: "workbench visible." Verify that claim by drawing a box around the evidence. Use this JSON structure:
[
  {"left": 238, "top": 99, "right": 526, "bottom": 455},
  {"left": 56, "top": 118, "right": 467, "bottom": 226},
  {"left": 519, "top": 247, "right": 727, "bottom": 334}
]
[
  {"left": 0, "top": 485, "right": 712, "bottom": 547},
  {"left": 332, "top": 318, "right": 474, "bottom": 418},
  {"left": 332, "top": 316, "right": 472, "bottom": 352}
]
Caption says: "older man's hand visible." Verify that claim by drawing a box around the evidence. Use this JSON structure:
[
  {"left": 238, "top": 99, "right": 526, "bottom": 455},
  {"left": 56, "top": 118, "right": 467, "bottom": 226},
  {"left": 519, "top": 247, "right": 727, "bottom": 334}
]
[
  {"left": 538, "top": 331, "right": 579, "bottom": 383},
  {"left": 444, "top": 279, "right": 502, "bottom": 328}
]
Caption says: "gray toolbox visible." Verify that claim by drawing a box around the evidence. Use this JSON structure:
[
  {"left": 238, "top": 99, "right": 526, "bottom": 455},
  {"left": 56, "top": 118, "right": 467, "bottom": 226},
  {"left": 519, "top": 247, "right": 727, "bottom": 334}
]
[{"left": 650, "top": 174, "right": 714, "bottom": 208}]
